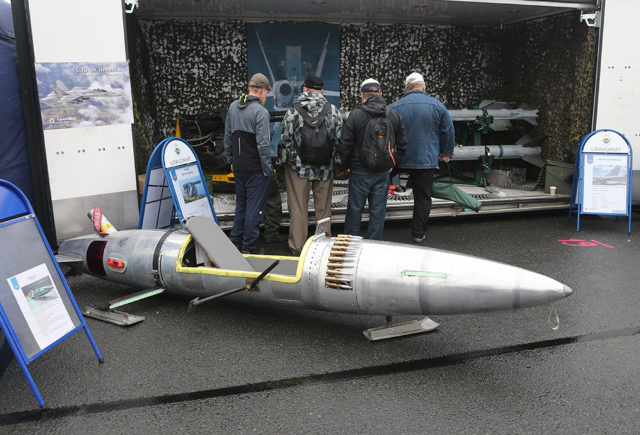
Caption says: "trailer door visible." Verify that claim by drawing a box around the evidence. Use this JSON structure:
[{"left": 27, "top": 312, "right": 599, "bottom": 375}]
[{"left": 593, "top": 0, "right": 640, "bottom": 201}]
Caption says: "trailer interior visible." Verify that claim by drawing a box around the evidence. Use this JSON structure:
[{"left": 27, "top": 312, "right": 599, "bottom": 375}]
[{"left": 125, "top": 0, "right": 600, "bottom": 227}]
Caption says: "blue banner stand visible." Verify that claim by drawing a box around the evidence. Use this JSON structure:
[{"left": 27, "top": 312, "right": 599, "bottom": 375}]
[
  {"left": 569, "top": 129, "right": 633, "bottom": 234},
  {"left": 0, "top": 180, "right": 103, "bottom": 408},
  {"left": 139, "top": 137, "right": 218, "bottom": 230}
]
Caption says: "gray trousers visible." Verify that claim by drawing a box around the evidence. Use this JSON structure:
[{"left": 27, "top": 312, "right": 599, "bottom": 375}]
[{"left": 284, "top": 167, "right": 333, "bottom": 253}]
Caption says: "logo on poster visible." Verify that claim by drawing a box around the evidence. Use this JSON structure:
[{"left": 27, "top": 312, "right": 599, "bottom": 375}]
[
  {"left": 587, "top": 155, "right": 593, "bottom": 164},
  {"left": 9, "top": 277, "right": 20, "bottom": 291},
  {"left": 175, "top": 147, "right": 181, "bottom": 155}
]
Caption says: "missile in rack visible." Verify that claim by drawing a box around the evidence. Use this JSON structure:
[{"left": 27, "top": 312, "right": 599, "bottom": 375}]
[{"left": 57, "top": 216, "right": 572, "bottom": 340}]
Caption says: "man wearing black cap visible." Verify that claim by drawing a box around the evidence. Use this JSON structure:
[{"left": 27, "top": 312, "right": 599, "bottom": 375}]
[
  {"left": 223, "top": 73, "right": 273, "bottom": 254},
  {"left": 278, "top": 75, "right": 343, "bottom": 254},
  {"left": 338, "top": 78, "right": 406, "bottom": 240}
]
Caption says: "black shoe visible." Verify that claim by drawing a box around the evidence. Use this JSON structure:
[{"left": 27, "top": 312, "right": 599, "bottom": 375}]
[
  {"left": 412, "top": 234, "right": 426, "bottom": 244},
  {"left": 289, "top": 248, "right": 301, "bottom": 256},
  {"left": 242, "top": 246, "right": 264, "bottom": 255},
  {"left": 231, "top": 241, "right": 243, "bottom": 251},
  {"left": 263, "top": 232, "right": 287, "bottom": 243}
]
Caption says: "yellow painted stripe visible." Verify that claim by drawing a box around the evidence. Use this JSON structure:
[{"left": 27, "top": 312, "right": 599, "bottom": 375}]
[{"left": 175, "top": 235, "right": 316, "bottom": 283}]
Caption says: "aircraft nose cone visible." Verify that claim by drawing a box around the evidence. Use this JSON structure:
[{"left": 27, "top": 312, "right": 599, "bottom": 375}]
[{"left": 563, "top": 285, "right": 573, "bottom": 298}]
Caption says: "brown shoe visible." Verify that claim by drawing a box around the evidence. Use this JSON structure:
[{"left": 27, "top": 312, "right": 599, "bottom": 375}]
[{"left": 412, "top": 234, "right": 426, "bottom": 244}]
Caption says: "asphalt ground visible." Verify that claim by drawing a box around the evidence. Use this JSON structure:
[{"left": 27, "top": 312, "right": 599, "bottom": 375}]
[{"left": 1, "top": 210, "right": 640, "bottom": 433}]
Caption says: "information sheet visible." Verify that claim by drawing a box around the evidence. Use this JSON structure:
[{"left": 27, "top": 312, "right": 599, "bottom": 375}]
[
  {"left": 169, "top": 164, "right": 214, "bottom": 220},
  {"left": 582, "top": 154, "right": 629, "bottom": 214},
  {"left": 7, "top": 264, "right": 75, "bottom": 350}
]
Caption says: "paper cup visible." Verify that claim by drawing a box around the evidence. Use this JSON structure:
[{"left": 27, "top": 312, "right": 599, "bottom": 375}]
[{"left": 549, "top": 186, "right": 557, "bottom": 195}]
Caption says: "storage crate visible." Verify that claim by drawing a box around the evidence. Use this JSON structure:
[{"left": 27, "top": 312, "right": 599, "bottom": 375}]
[{"left": 545, "top": 161, "right": 574, "bottom": 194}]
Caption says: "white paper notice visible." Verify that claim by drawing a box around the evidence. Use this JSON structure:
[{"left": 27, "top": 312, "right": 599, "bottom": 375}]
[
  {"left": 582, "top": 154, "right": 629, "bottom": 214},
  {"left": 7, "top": 264, "right": 75, "bottom": 351},
  {"left": 168, "top": 164, "right": 214, "bottom": 220}
]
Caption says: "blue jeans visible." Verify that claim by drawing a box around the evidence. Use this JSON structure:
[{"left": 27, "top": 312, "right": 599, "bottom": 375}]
[
  {"left": 344, "top": 169, "right": 389, "bottom": 240},
  {"left": 229, "top": 173, "right": 271, "bottom": 248}
]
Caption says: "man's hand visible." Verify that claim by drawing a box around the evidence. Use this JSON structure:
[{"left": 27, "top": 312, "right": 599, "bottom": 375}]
[
  {"left": 439, "top": 154, "right": 451, "bottom": 162},
  {"left": 335, "top": 169, "right": 349, "bottom": 180}
]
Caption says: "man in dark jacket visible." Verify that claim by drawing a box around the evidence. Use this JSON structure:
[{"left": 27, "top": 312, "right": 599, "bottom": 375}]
[
  {"left": 391, "top": 72, "right": 454, "bottom": 243},
  {"left": 223, "top": 73, "right": 273, "bottom": 254},
  {"left": 338, "top": 79, "right": 407, "bottom": 240}
]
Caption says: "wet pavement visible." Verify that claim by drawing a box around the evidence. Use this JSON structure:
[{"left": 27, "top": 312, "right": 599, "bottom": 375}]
[{"left": 1, "top": 210, "right": 640, "bottom": 433}]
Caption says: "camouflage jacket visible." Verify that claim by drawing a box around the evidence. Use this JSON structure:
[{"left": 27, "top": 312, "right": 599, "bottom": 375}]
[{"left": 278, "top": 92, "right": 343, "bottom": 181}]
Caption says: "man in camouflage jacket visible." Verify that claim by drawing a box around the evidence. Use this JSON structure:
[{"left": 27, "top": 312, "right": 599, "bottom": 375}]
[{"left": 278, "top": 76, "right": 343, "bottom": 254}]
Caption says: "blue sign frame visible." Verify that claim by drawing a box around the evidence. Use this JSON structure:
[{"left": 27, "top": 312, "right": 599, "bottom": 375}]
[
  {"left": 139, "top": 137, "right": 218, "bottom": 229},
  {"left": 569, "top": 129, "right": 633, "bottom": 233},
  {"left": 0, "top": 179, "right": 102, "bottom": 407}
]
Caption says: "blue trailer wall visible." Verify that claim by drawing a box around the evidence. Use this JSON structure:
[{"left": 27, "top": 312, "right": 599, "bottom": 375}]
[{"left": 0, "top": 1, "right": 34, "bottom": 203}]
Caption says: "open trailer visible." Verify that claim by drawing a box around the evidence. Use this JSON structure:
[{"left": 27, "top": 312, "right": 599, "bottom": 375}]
[{"left": 9, "top": 0, "right": 640, "bottom": 239}]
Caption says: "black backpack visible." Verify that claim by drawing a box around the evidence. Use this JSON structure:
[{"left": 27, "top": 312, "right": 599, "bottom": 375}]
[
  {"left": 361, "top": 107, "right": 397, "bottom": 171},
  {"left": 293, "top": 102, "right": 333, "bottom": 165}
]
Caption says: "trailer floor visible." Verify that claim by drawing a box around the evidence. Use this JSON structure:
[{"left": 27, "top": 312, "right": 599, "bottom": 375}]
[{"left": 212, "top": 180, "right": 570, "bottom": 228}]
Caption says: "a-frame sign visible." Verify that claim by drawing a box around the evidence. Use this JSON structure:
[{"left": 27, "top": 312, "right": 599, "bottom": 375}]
[
  {"left": 569, "top": 129, "right": 633, "bottom": 233},
  {"left": 0, "top": 180, "right": 102, "bottom": 407},
  {"left": 139, "top": 137, "right": 218, "bottom": 230}
]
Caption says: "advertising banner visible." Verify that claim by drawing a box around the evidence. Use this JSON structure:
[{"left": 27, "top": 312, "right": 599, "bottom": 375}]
[{"left": 35, "top": 62, "right": 133, "bottom": 130}]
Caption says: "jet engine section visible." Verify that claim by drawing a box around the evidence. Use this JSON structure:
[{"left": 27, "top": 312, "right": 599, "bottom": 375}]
[
  {"left": 272, "top": 79, "right": 301, "bottom": 110},
  {"left": 59, "top": 230, "right": 168, "bottom": 289}
]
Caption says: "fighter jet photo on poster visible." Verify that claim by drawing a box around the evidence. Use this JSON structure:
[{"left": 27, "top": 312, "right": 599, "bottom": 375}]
[
  {"left": 35, "top": 62, "right": 133, "bottom": 130},
  {"left": 247, "top": 23, "right": 340, "bottom": 112}
]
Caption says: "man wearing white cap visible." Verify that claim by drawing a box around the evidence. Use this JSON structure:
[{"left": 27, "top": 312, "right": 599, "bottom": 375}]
[
  {"left": 391, "top": 72, "right": 454, "bottom": 243},
  {"left": 338, "top": 78, "right": 406, "bottom": 240}
]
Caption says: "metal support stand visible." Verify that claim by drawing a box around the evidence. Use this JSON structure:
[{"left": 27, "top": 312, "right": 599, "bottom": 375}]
[
  {"left": 83, "top": 288, "right": 165, "bottom": 326},
  {"left": 362, "top": 316, "right": 440, "bottom": 341}
]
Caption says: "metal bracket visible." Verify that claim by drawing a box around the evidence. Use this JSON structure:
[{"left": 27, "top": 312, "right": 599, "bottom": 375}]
[
  {"left": 580, "top": 11, "right": 600, "bottom": 28},
  {"left": 83, "top": 306, "right": 145, "bottom": 326},
  {"left": 363, "top": 316, "right": 439, "bottom": 341},
  {"left": 124, "top": 0, "right": 139, "bottom": 14}
]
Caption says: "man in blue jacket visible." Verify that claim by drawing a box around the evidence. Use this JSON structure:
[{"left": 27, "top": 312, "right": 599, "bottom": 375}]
[
  {"left": 224, "top": 73, "right": 273, "bottom": 254},
  {"left": 391, "top": 72, "right": 455, "bottom": 243}
]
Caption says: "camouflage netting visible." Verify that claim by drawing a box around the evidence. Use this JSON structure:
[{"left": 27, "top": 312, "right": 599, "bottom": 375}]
[
  {"left": 502, "top": 12, "right": 597, "bottom": 162},
  {"left": 128, "top": 13, "right": 596, "bottom": 172},
  {"left": 339, "top": 23, "right": 503, "bottom": 110},
  {"left": 129, "top": 19, "right": 247, "bottom": 171}
]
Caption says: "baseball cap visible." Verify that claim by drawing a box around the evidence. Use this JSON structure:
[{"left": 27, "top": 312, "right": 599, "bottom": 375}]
[
  {"left": 405, "top": 72, "right": 425, "bottom": 86},
  {"left": 249, "top": 73, "right": 271, "bottom": 91},
  {"left": 360, "top": 78, "right": 381, "bottom": 93}
]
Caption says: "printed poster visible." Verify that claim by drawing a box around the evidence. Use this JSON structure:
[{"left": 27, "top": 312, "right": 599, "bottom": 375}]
[
  {"left": 247, "top": 23, "right": 340, "bottom": 112},
  {"left": 35, "top": 62, "right": 133, "bottom": 130},
  {"left": 7, "top": 263, "right": 75, "bottom": 350},
  {"left": 582, "top": 154, "right": 629, "bottom": 214},
  {"left": 169, "top": 164, "right": 214, "bottom": 220}
]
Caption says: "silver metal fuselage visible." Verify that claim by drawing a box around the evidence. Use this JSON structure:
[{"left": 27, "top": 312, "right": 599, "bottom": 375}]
[{"left": 58, "top": 230, "right": 572, "bottom": 316}]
